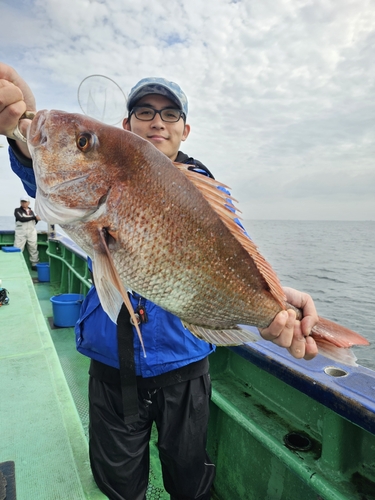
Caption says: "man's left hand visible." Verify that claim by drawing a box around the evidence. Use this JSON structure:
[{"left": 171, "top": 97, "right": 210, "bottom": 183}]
[{"left": 259, "top": 287, "right": 319, "bottom": 360}]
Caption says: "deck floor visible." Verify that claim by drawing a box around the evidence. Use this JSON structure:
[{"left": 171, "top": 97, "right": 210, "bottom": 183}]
[{"left": 0, "top": 250, "right": 168, "bottom": 499}]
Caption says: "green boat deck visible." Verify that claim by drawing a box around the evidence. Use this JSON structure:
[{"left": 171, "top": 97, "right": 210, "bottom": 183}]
[
  {"left": 1, "top": 233, "right": 375, "bottom": 499},
  {"left": 0, "top": 248, "right": 168, "bottom": 499}
]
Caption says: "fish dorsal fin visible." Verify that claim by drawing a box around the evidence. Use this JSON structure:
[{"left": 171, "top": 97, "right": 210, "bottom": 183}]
[
  {"left": 93, "top": 228, "right": 146, "bottom": 356},
  {"left": 173, "top": 163, "right": 286, "bottom": 308}
]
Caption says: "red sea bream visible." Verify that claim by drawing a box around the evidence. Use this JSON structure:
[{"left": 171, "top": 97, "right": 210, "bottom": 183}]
[{"left": 27, "top": 110, "right": 369, "bottom": 364}]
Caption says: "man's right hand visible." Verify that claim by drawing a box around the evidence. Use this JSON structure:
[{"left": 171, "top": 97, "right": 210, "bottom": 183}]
[{"left": 0, "top": 63, "right": 36, "bottom": 158}]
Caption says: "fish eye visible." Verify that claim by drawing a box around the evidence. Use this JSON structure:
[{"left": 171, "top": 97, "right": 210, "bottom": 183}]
[{"left": 77, "top": 132, "right": 96, "bottom": 152}]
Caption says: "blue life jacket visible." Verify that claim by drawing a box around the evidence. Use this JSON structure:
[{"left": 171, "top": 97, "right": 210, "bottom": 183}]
[
  {"left": 9, "top": 144, "right": 37, "bottom": 197},
  {"left": 75, "top": 279, "right": 215, "bottom": 376}
]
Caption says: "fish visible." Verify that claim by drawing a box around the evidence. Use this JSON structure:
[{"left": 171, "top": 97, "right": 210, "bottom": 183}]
[{"left": 28, "top": 109, "right": 369, "bottom": 365}]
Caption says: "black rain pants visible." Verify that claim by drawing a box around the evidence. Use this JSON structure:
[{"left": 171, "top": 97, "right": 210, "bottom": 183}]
[{"left": 88, "top": 373, "right": 216, "bottom": 500}]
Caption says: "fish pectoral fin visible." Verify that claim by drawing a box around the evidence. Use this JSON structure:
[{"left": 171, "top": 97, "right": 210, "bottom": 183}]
[
  {"left": 107, "top": 228, "right": 118, "bottom": 241},
  {"left": 182, "top": 322, "right": 260, "bottom": 346},
  {"left": 92, "top": 250, "right": 126, "bottom": 319},
  {"left": 92, "top": 229, "right": 147, "bottom": 357}
]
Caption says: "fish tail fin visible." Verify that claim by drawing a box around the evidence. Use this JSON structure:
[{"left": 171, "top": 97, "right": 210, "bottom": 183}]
[
  {"left": 313, "top": 339, "right": 358, "bottom": 367},
  {"left": 311, "top": 316, "right": 369, "bottom": 367},
  {"left": 183, "top": 322, "right": 259, "bottom": 346},
  {"left": 311, "top": 317, "right": 369, "bottom": 348}
]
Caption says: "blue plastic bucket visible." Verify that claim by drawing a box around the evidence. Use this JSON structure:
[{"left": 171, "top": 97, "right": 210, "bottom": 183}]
[
  {"left": 50, "top": 293, "right": 84, "bottom": 327},
  {"left": 2, "top": 246, "right": 21, "bottom": 252},
  {"left": 36, "top": 262, "right": 50, "bottom": 282}
]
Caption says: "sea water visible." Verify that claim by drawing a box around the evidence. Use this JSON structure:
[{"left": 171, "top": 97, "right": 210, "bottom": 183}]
[
  {"left": 1, "top": 216, "right": 374, "bottom": 370},
  {"left": 0, "top": 215, "right": 48, "bottom": 232},
  {"left": 243, "top": 220, "right": 375, "bottom": 371}
]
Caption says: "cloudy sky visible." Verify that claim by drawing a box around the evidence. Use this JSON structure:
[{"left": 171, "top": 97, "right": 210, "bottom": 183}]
[{"left": 0, "top": 0, "right": 374, "bottom": 221}]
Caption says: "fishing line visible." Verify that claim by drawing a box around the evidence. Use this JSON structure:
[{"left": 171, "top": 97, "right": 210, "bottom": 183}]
[{"left": 77, "top": 75, "right": 127, "bottom": 125}]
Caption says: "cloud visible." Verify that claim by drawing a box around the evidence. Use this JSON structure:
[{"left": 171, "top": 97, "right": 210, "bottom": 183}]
[{"left": 0, "top": 0, "right": 374, "bottom": 220}]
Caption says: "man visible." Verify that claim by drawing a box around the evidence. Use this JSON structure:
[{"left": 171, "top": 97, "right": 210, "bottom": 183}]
[
  {"left": 0, "top": 63, "right": 319, "bottom": 500},
  {"left": 14, "top": 195, "right": 40, "bottom": 269}
]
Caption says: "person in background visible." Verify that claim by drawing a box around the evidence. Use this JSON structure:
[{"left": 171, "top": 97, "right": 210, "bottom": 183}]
[
  {"left": 14, "top": 196, "right": 40, "bottom": 269},
  {"left": 0, "top": 62, "right": 319, "bottom": 500}
]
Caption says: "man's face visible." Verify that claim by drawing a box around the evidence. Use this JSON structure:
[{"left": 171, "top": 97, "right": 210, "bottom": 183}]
[
  {"left": 21, "top": 201, "right": 30, "bottom": 208},
  {"left": 123, "top": 94, "right": 190, "bottom": 161}
]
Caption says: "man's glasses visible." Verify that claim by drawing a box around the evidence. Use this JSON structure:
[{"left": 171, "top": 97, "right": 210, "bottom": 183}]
[{"left": 130, "top": 106, "right": 185, "bottom": 123}]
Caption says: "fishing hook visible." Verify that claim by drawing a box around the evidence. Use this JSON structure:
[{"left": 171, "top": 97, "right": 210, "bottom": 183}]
[{"left": 13, "top": 111, "right": 36, "bottom": 143}]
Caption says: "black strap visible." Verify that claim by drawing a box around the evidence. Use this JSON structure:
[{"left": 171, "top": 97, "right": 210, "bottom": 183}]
[
  {"left": 175, "top": 151, "right": 215, "bottom": 179},
  {"left": 117, "top": 304, "right": 139, "bottom": 424}
]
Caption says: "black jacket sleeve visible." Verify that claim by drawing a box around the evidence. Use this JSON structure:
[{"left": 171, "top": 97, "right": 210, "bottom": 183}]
[{"left": 14, "top": 208, "right": 37, "bottom": 223}]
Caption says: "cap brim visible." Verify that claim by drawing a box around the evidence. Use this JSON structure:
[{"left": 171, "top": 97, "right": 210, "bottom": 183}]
[{"left": 128, "top": 86, "right": 182, "bottom": 112}]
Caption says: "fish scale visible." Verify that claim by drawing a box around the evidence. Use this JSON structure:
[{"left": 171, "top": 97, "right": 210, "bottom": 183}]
[
  {"left": 28, "top": 109, "right": 369, "bottom": 364},
  {"left": 111, "top": 192, "right": 278, "bottom": 328}
]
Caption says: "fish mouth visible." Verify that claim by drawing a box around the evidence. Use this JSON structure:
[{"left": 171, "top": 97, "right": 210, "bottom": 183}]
[{"left": 28, "top": 110, "right": 48, "bottom": 147}]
